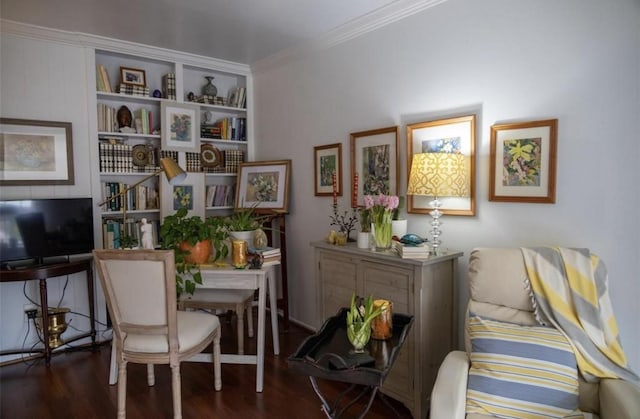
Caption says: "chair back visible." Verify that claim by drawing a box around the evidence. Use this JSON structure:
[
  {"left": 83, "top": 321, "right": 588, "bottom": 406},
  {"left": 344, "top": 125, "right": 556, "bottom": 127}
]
[{"left": 94, "top": 249, "right": 178, "bottom": 351}]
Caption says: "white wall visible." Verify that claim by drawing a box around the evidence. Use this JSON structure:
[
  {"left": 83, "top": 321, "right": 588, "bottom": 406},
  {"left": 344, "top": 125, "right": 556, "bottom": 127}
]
[
  {"left": 0, "top": 32, "right": 105, "bottom": 361},
  {"left": 253, "top": 0, "right": 640, "bottom": 370}
]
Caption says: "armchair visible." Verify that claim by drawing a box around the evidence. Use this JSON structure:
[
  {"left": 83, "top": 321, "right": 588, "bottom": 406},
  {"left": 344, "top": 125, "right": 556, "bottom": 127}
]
[{"left": 430, "top": 248, "right": 640, "bottom": 419}]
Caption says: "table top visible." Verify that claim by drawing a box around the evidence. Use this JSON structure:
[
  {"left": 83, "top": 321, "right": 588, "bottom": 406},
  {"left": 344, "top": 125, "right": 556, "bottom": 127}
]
[{"left": 288, "top": 308, "right": 414, "bottom": 387}]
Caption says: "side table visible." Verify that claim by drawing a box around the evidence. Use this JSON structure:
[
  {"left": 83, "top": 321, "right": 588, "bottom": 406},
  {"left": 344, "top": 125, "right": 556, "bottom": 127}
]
[{"left": 288, "top": 308, "right": 414, "bottom": 418}]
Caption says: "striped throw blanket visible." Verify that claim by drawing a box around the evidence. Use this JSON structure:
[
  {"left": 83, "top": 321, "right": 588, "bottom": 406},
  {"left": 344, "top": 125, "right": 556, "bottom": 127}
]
[{"left": 521, "top": 247, "right": 639, "bottom": 385}]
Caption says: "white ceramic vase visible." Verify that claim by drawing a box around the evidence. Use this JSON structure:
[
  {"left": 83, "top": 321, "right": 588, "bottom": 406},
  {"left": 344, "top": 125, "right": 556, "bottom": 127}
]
[
  {"left": 392, "top": 219, "right": 407, "bottom": 238},
  {"left": 357, "top": 231, "right": 370, "bottom": 249}
]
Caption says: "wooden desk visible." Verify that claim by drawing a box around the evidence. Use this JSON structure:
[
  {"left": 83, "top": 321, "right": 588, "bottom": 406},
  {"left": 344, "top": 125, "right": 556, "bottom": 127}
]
[
  {"left": 185, "top": 262, "right": 280, "bottom": 392},
  {"left": 0, "top": 259, "right": 97, "bottom": 366}
]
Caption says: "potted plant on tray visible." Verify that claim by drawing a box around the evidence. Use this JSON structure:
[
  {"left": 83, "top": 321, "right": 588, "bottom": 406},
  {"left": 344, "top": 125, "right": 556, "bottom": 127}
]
[{"left": 160, "top": 207, "right": 228, "bottom": 295}]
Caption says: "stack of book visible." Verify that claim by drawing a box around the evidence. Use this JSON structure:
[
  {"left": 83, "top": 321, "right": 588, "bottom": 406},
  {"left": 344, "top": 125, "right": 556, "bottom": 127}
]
[
  {"left": 162, "top": 73, "right": 176, "bottom": 100},
  {"left": 394, "top": 242, "right": 431, "bottom": 259},
  {"left": 248, "top": 246, "right": 281, "bottom": 265},
  {"left": 117, "top": 84, "right": 150, "bottom": 97}
]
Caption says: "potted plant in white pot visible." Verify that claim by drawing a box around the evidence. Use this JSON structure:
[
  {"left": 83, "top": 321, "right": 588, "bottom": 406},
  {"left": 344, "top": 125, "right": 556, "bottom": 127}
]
[
  {"left": 391, "top": 196, "right": 407, "bottom": 239},
  {"left": 357, "top": 207, "right": 371, "bottom": 249}
]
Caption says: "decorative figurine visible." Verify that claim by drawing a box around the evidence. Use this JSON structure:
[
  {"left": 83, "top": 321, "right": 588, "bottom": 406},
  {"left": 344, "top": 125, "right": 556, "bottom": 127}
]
[{"left": 141, "top": 218, "right": 154, "bottom": 249}]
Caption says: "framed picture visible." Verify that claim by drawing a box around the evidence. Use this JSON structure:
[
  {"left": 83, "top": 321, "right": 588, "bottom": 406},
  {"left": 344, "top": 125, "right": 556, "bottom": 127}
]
[
  {"left": 0, "top": 118, "right": 74, "bottom": 186},
  {"left": 161, "top": 102, "right": 200, "bottom": 153},
  {"left": 120, "top": 66, "right": 146, "bottom": 87},
  {"left": 235, "top": 160, "right": 291, "bottom": 214},
  {"left": 160, "top": 172, "right": 205, "bottom": 219},
  {"left": 314, "top": 143, "right": 342, "bottom": 197},
  {"left": 406, "top": 114, "right": 476, "bottom": 216},
  {"left": 350, "top": 126, "right": 399, "bottom": 206},
  {"left": 490, "top": 119, "right": 558, "bottom": 203}
]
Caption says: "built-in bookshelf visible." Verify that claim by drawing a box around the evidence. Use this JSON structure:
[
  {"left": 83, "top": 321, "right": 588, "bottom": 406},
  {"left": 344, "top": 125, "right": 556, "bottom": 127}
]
[{"left": 91, "top": 47, "right": 251, "bottom": 249}]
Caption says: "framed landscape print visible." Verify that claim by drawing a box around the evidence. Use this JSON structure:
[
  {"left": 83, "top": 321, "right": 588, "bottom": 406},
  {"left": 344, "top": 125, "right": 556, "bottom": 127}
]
[
  {"left": 314, "top": 143, "right": 342, "bottom": 197},
  {"left": 161, "top": 102, "right": 200, "bottom": 153},
  {"left": 490, "top": 119, "right": 557, "bottom": 203},
  {"left": 235, "top": 160, "right": 291, "bottom": 214},
  {"left": 120, "top": 66, "right": 146, "bottom": 87},
  {"left": 0, "top": 118, "right": 74, "bottom": 186},
  {"left": 406, "top": 114, "right": 476, "bottom": 216},
  {"left": 350, "top": 126, "right": 399, "bottom": 207}
]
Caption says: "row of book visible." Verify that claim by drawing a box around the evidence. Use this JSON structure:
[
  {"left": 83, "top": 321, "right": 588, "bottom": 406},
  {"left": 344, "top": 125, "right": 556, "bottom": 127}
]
[
  {"left": 96, "top": 64, "right": 114, "bottom": 93},
  {"left": 201, "top": 117, "right": 247, "bottom": 141},
  {"left": 102, "top": 182, "right": 159, "bottom": 212},
  {"left": 205, "top": 184, "right": 235, "bottom": 208},
  {"left": 227, "top": 86, "right": 247, "bottom": 109},
  {"left": 103, "top": 218, "right": 160, "bottom": 249},
  {"left": 133, "top": 108, "right": 153, "bottom": 134},
  {"left": 97, "top": 103, "right": 119, "bottom": 132},
  {"left": 99, "top": 141, "right": 159, "bottom": 173}
]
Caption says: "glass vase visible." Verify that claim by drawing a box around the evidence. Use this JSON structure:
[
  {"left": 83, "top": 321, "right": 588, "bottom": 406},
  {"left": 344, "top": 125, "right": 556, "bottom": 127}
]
[
  {"left": 372, "top": 219, "right": 392, "bottom": 251},
  {"left": 347, "top": 322, "right": 371, "bottom": 353}
]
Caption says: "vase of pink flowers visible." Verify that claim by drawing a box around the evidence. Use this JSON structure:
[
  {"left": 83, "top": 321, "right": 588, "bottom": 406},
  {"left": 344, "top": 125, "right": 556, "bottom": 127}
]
[{"left": 364, "top": 194, "right": 399, "bottom": 251}]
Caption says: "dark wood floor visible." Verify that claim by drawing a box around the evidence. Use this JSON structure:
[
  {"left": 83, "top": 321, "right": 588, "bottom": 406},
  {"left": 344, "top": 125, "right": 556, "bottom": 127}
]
[{"left": 0, "top": 310, "right": 413, "bottom": 418}]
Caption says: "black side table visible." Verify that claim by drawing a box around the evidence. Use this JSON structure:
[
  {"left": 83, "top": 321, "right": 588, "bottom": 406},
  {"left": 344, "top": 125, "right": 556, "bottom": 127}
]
[{"left": 288, "top": 308, "right": 414, "bottom": 418}]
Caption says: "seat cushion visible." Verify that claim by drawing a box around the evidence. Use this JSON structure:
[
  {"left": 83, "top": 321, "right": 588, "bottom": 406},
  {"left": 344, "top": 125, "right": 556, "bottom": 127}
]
[
  {"left": 124, "top": 311, "right": 219, "bottom": 354},
  {"left": 466, "top": 314, "right": 582, "bottom": 419}
]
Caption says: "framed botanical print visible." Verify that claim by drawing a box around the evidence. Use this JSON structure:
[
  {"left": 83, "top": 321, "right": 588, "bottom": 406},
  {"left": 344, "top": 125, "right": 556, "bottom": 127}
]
[
  {"left": 406, "top": 114, "right": 476, "bottom": 216},
  {"left": 314, "top": 143, "right": 342, "bottom": 197},
  {"left": 235, "top": 160, "right": 291, "bottom": 214},
  {"left": 161, "top": 102, "right": 200, "bottom": 153},
  {"left": 160, "top": 172, "right": 205, "bottom": 219},
  {"left": 490, "top": 119, "right": 558, "bottom": 203},
  {"left": 350, "top": 126, "right": 399, "bottom": 207}
]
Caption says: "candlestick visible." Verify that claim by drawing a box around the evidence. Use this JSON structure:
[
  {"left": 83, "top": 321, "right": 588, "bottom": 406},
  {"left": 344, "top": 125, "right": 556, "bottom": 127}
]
[
  {"left": 352, "top": 172, "right": 359, "bottom": 208},
  {"left": 332, "top": 172, "right": 337, "bottom": 206}
]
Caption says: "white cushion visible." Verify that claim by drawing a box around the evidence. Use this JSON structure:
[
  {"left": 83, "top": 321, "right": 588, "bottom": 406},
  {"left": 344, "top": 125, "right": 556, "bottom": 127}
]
[{"left": 124, "top": 311, "right": 219, "bottom": 354}]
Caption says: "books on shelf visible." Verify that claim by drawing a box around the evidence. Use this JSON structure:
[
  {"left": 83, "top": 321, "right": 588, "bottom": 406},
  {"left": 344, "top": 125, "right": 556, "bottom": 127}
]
[
  {"left": 117, "top": 84, "right": 150, "bottom": 97},
  {"left": 205, "top": 184, "right": 235, "bottom": 207},
  {"left": 101, "top": 181, "right": 158, "bottom": 212},
  {"left": 96, "top": 64, "right": 113, "bottom": 93},
  {"left": 249, "top": 246, "right": 281, "bottom": 265},
  {"left": 162, "top": 73, "right": 176, "bottom": 100},
  {"left": 99, "top": 140, "right": 159, "bottom": 173}
]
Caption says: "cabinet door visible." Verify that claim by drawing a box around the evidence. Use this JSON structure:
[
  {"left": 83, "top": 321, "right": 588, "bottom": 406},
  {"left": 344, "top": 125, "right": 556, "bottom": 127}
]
[
  {"left": 318, "top": 251, "right": 356, "bottom": 319},
  {"left": 361, "top": 261, "right": 414, "bottom": 404}
]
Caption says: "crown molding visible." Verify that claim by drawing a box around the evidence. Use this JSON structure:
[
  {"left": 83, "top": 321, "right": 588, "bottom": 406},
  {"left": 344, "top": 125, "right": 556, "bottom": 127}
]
[
  {"left": 252, "top": 0, "right": 447, "bottom": 74},
  {"left": 1, "top": 19, "right": 251, "bottom": 76}
]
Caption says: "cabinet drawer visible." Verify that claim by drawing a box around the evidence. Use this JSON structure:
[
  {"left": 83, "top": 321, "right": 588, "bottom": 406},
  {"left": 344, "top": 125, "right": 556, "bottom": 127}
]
[{"left": 361, "top": 261, "right": 412, "bottom": 314}]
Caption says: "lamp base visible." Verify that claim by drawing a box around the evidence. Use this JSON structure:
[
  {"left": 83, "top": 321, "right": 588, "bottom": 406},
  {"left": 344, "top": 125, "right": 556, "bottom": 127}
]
[{"left": 429, "top": 197, "right": 443, "bottom": 254}]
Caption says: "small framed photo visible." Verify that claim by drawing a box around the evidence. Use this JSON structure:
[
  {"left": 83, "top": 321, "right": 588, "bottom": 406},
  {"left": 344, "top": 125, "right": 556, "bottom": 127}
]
[
  {"left": 490, "top": 119, "right": 558, "bottom": 203},
  {"left": 350, "top": 126, "right": 399, "bottom": 207},
  {"left": 161, "top": 102, "right": 200, "bottom": 153},
  {"left": 0, "top": 118, "right": 74, "bottom": 186},
  {"left": 160, "top": 172, "right": 205, "bottom": 219},
  {"left": 314, "top": 143, "right": 342, "bottom": 197},
  {"left": 235, "top": 160, "right": 291, "bottom": 214},
  {"left": 120, "top": 66, "right": 146, "bottom": 87}
]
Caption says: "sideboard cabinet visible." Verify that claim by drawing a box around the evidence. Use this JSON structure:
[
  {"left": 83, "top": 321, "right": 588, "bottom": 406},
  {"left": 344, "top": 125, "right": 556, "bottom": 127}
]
[{"left": 311, "top": 241, "right": 462, "bottom": 419}]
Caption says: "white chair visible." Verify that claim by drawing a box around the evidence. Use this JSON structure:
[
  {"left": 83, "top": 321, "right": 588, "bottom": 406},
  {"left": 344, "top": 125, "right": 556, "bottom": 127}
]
[
  {"left": 179, "top": 289, "right": 254, "bottom": 354},
  {"left": 94, "top": 249, "right": 221, "bottom": 419},
  {"left": 430, "top": 248, "right": 640, "bottom": 419}
]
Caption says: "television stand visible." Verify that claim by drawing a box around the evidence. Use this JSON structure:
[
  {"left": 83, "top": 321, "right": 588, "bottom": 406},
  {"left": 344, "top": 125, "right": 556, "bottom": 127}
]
[{"left": 0, "top": 258, "right": 97, "bottom": 366}]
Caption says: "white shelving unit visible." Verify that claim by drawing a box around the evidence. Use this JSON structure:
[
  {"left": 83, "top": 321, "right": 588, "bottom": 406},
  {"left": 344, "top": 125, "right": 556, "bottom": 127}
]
[{"left": 88, "top": 46, "right": 252, "bottom": 250}]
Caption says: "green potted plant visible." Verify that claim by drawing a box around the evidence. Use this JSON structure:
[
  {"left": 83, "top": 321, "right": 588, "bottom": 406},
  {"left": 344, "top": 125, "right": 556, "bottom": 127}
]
[
  {"left": 160, "top": 207, "right": 229, "bottom": 295},
  {"left": 224, "top": 202, "right": 273, "bottom": 245},
  {"left": 119, "top": 234, "right": 139, "bottom": 249},
  {"left": 391, "top": 196, "right": 407, "bottom": 239}
]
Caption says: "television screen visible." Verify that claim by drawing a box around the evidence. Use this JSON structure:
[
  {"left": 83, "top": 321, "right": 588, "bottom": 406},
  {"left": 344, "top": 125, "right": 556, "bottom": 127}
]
[{"left": 0, "top": 198, "right": 94, "bottom": 266}]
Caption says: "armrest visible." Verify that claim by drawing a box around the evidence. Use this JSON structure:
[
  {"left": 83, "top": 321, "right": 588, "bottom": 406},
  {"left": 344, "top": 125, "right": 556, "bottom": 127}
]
[
  {"left": 599, "top": 378, "right": 640, "bottom": 419},
  {"left": 430, "top": 350, "right": 469, "bottom": 419}
]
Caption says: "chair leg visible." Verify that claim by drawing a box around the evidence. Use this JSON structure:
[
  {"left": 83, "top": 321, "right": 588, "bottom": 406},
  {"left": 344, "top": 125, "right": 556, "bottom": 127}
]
[
  {"left": 117, "top": 360, "right": 127, "bottom": 419},
  {"left": 147, "top": 364, "right": 155, "bottom": 386},
  {"left": 235, "top": 302, "right": 245, "bottom": 355},
  {"left": 171, "top": 363, "right": 182, "bottom": 419},
  {"left": 213, "top": 329, "right": 222, "bottom": 391},
  {"left": 246, "top": 301, "right": 254, "bottom": 338},
  {"left": 109, "top": 339, "right": 118, "bottom": 385}
]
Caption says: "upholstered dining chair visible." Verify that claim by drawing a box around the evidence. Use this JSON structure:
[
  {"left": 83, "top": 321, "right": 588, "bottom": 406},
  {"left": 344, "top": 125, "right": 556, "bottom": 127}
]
[
  {"left": 94, "top": 249, "right": 221, "bottom": 419},
  {"left": 430, "top": 247, "right": 640, "bottom": 419}
]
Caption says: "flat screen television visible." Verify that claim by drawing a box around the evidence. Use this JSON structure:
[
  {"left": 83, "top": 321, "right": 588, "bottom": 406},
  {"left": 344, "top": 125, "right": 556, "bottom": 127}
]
[{"left": 0, "top": 198, "right": 94, "bottom": 268}]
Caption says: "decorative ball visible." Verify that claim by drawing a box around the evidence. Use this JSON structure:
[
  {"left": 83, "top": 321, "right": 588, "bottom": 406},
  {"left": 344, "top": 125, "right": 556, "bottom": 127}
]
[{"left": 153, "top": 89, "right": 162, "bottom": 98}]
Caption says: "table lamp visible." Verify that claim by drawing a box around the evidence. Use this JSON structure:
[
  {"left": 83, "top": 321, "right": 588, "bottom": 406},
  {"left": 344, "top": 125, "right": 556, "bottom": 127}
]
[
  {"left": 98, "top": 157, "right": 186, "bottom": 247},
  {"left": 406, "top": 153, "right": 469, "bottom": 254}
]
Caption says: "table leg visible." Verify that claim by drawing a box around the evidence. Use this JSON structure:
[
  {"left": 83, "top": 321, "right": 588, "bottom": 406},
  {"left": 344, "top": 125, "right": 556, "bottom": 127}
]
[
  {"left": 39, "top": 278, "right": 51, "bottom": 366},
  {"left": 86, "top": 263, "right": 97, "bottom": 349},
  {"left": 268, "top": 267, "right": 280, "bottom": 355},
  {"left": 256, "top": 275, "right": 266, "bottom": 392}
]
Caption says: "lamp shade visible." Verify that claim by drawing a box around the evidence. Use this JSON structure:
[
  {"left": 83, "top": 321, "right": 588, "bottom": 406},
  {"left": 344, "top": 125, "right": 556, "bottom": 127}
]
[
  {"left": 160, "top": 157, "right": 187, "bottom": 185},
  {"left": 407, "top": 153, "right": 469, "bottom": 197}
]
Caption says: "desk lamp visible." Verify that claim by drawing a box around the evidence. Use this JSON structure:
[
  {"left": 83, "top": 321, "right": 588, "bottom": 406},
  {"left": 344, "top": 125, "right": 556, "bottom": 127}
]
[
  {"left": 406, "top": 153, "right": 468, "bottom": 254},
  {"left": 98, "top": 157, "right": 186, "bottom": 247}
]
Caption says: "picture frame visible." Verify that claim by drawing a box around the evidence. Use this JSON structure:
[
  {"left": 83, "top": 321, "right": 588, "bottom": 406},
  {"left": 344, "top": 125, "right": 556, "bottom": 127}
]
[
  {"left": 314, "top": 143, "right": 342, "bottom": 197},
  {"left": 119, "top": 66, "right": 146, "bottom": 87},
  {"left": 161, "top": 102, "right": 200, "bottom": 153},
  {"left": 406, "top": 114, "right": 476, "bottom": 216},
  {"left": 350, "top": 126, "right": 399, "bottom": 207},
  {"left": 235, "top": 160, "right": 291, "bottom": 214},
  {"left": 0, "top": 118, "right": 74, "bottom": 186},
  {"left": 489, "top": 119, "right": 558, "bottom": 203},
  {"left": 160, "top": 172, "right": 205, "bottom": 219}
]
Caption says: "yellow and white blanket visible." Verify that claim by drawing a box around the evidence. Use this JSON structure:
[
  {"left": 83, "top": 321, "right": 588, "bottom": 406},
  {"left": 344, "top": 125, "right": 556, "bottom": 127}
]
[{"left": 521, "top": 247, "right": 639, "bottom": 385}]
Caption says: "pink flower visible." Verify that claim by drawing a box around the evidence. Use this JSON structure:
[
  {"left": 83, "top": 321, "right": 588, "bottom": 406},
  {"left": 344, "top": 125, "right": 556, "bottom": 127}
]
[{"left": 364, "top": 195, "right": 374, "bottom": 209}]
